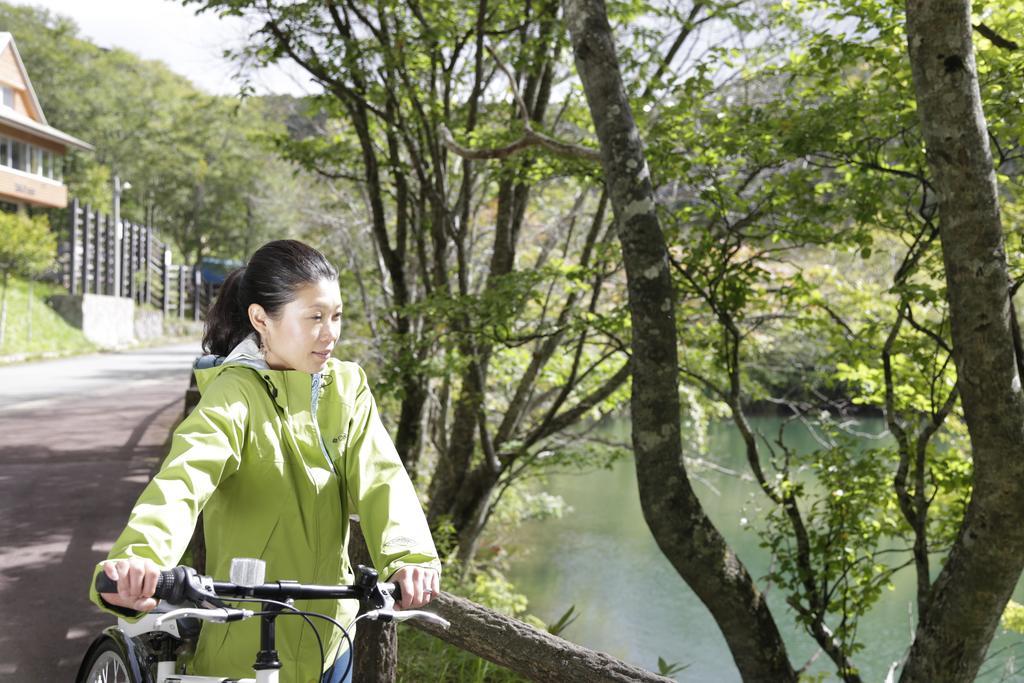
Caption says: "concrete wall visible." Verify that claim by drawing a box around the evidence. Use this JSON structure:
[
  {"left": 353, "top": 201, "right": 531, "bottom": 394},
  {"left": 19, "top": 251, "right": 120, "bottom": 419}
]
[
  {"left": 49, "top": 294, "right": 135, "bottom": 348},
  {"left": 134, "top": 307, "right": 164, "bottom": 342},
  {"left": 164, "top": 317, "right": 204, "bottom": 339}
]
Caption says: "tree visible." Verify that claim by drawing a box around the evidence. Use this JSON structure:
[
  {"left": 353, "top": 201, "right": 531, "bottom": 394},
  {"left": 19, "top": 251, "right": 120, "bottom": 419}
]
[
  {"left": 563, "top": 0, "right": 797, "bottom": 679},
  {"left": 124, "top": 0, "right": 1024, "bottom": 678},
  {"left": 0, "top": 2, "right": 308, "bottom": 263},
  {"left": 0, "top": 213, "right": 55, "bottom": 347},
  {"left": 185, "top": 0, "right": 634, "bottom": 566},
  {"left": 900, "top": 0, "right": 1024, "bottom": 680},
  {"left": 629, "top": 0, "right": 1024, "bottom": 675}
]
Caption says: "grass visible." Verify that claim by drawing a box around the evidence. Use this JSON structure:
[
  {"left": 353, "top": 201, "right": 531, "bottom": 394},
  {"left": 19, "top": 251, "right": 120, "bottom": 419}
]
[
  {"left": 397, "top": 626, "right": 529, "bottom": 683},
  {"left": 393, "top": 565, "right": 538, "bottom": 682},
  {"left": 0, "top": 276, "right": 96, "bottom": 360},
  {"left": 0, "top": 277, "right": 204, "bottom": 364}
]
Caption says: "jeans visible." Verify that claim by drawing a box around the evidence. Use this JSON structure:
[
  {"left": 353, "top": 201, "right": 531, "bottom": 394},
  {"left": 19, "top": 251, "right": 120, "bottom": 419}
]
[{"left": 321, "top": 644, "right": 353, "bottom": 683}]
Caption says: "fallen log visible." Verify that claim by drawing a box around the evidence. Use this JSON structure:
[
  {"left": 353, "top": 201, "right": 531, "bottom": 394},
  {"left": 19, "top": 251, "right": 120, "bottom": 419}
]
[{"left": 406, "top": 591, "right": 674, "bottom": 682}]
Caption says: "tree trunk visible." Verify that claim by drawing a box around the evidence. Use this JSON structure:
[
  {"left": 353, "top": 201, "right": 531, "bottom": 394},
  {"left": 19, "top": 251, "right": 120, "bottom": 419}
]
[
  {"left": 393, "top": 374, "right": 427, "bottom": 476},
  {"left": 426, "top": 9, "right": 561, "bottom": 553},
  {"left": 901, "top": 2, "right": 1024, "bottom": 681},
  {"left": 563, "top": 1, "right": 797, "bottom": 681},
  {"left": 449, "top": 467, "right": 500, "bottom": 566},
  {"left": 350, "top": 520, "right": 398, "bottom": 683},
  {"left": 0, "top": 271, "right": 8, "bottom": 349},
  {"left": 426, "top": 360, "right": 485, "bottom": 528},
  {"left": 27, "top": 279, "right": 33, "bottom": 344}
]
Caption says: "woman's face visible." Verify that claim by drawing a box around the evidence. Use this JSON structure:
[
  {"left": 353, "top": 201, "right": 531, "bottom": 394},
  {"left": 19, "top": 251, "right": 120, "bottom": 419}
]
[{"left": 252, "top": 278, "right": 343, "bottom": 374}]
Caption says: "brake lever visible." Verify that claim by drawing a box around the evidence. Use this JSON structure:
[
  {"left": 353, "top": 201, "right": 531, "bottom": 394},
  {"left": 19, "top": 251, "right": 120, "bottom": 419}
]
[
  {"left": 175, "top": 567, "right": 226, "bottom": 609},
  {"left": 379, "top": 584, "right": 397, "bottom": 611},
  {"left": 360, "top": 608, "right": 450, "bottom": 629},
  {"left": 155, "top": 607, "right": 254, "bottom": 626}
]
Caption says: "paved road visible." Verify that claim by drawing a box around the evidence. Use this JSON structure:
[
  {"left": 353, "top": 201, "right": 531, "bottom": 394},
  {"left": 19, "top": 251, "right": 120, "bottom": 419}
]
[{"left": 0, "top": 341, "right": 201, "bottom": 680}]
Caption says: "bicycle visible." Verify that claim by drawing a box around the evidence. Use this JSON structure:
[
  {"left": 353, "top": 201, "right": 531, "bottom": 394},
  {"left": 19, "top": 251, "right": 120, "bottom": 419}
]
[{"left": 76, "top": 557, "right": 449, "bottom": 683}]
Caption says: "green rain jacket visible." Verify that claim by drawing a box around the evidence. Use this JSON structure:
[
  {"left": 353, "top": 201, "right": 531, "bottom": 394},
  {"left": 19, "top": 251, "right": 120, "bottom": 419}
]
[{"left": 89, "top": 338, "right": 441, "bottom": 682}]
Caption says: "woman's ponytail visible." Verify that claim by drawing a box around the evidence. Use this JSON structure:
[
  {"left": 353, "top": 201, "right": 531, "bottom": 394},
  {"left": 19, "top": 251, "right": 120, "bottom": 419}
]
[{"left": 202, "top": 267, "right": 253, "bottom": 356}]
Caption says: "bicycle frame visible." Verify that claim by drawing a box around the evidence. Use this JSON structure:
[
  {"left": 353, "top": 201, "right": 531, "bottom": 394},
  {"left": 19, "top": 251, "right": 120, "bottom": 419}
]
[{"left": 113, "top": 604, "right": 283, "bottom": 683}]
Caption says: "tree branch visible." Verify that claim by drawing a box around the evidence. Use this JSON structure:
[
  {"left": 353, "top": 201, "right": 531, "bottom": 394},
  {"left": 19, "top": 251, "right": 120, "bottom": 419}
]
[
  {"left": 973, "top": 22, "right": 1019, "bottom": 51},
  {"left": 439, "top": 123, "right": 602, "bottom": 162},
  {"left": 523, "top": 360, "right": 631, "bottom": 447}
]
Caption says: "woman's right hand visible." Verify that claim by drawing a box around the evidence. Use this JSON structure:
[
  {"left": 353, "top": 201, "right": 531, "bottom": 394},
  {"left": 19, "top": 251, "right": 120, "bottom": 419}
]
[{"left": 99, "top": 558, "right": 161, "bottom": 612}]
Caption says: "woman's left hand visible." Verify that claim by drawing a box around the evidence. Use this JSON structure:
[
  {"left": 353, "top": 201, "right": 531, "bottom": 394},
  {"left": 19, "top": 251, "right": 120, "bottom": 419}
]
[{"left": 391, "top": 566, "right": 440, "bottom": 609}]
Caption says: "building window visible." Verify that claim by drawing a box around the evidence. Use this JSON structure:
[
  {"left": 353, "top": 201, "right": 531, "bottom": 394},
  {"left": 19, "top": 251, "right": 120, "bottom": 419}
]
[
  {"left": 11, "top": 140, "right": 25, "bottom": 171},
  {"left": 1, "top": 86, "right": 13, "bottom": 109},
  {"left": 0, "top": 139, "right": 64, "bottom": 180}
]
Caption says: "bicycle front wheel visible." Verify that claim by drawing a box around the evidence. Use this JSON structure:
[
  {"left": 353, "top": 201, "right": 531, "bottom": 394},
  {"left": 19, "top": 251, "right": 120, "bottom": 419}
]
[{"left": 77, "top": 637, "right": 136, "bottom": 683}]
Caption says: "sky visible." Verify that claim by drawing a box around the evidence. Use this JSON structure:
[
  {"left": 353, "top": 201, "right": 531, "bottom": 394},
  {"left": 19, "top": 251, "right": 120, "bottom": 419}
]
[{"left": 11, "top": 0, "right": 319, "bottom": 96}]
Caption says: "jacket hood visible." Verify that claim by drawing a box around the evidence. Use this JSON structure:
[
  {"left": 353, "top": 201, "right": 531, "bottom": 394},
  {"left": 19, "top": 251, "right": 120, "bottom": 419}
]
[{"left": 193, "top": 335, "right": 269, "bottom": 393}]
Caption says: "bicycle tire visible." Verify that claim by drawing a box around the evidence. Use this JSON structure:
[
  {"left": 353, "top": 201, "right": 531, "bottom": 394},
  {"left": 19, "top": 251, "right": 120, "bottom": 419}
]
[{"left": 76, "top": 635, "right": 146, "bottom": 683}]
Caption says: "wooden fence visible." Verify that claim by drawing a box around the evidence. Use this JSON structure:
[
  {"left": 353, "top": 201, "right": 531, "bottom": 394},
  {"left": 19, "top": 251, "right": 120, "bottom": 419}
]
[{"left": 59, "top": 198, "right": 212, "bottom": 320}]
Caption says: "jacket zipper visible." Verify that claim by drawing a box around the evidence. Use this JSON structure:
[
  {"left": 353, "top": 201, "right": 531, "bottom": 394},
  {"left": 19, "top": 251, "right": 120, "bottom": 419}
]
[{"left": 311, "top": 372, "right": 338, "bottom": 476}]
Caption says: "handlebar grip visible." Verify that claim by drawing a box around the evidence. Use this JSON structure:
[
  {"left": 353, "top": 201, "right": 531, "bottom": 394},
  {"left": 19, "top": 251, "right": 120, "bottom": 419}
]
[
  {"left": 95, "top": 573, "right": 118, "bottom": 594},
  {"left": 152, "top": 569, "right": 178, "bottom": 600},
  {"left": 95, "top": 568, "right": 178, "bottom": 599}
]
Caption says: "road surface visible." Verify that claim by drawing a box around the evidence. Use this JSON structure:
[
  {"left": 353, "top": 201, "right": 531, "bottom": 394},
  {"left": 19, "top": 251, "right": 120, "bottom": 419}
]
[{"left": 0, "top": 341, "right": 201, "bottom": 680}]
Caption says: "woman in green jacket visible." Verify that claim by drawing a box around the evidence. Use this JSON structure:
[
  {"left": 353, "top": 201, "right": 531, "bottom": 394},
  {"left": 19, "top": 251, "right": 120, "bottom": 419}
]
[{"left": 90, "top": 239, "right": 441, "bottom": 683}]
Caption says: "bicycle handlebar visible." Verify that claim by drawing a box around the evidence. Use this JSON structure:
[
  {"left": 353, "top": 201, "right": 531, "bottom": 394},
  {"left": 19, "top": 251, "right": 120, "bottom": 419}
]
[
  {"left": 96, "top": 563, "right": 401, "bottom": 611},
  {"left": 92, "top": 561, "right": 447, "bottom": 683}
]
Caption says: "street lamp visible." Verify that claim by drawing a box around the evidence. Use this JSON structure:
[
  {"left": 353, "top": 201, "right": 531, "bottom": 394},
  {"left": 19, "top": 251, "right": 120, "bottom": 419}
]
[{"left": 112, "top": 175, "right": 131, "bottom": 297}]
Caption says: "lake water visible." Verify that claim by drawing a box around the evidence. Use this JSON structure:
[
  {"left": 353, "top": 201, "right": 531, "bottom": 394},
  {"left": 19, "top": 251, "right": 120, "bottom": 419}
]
[{"left": 505, "top": 417, "right": 1024, "bottom": 681}]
